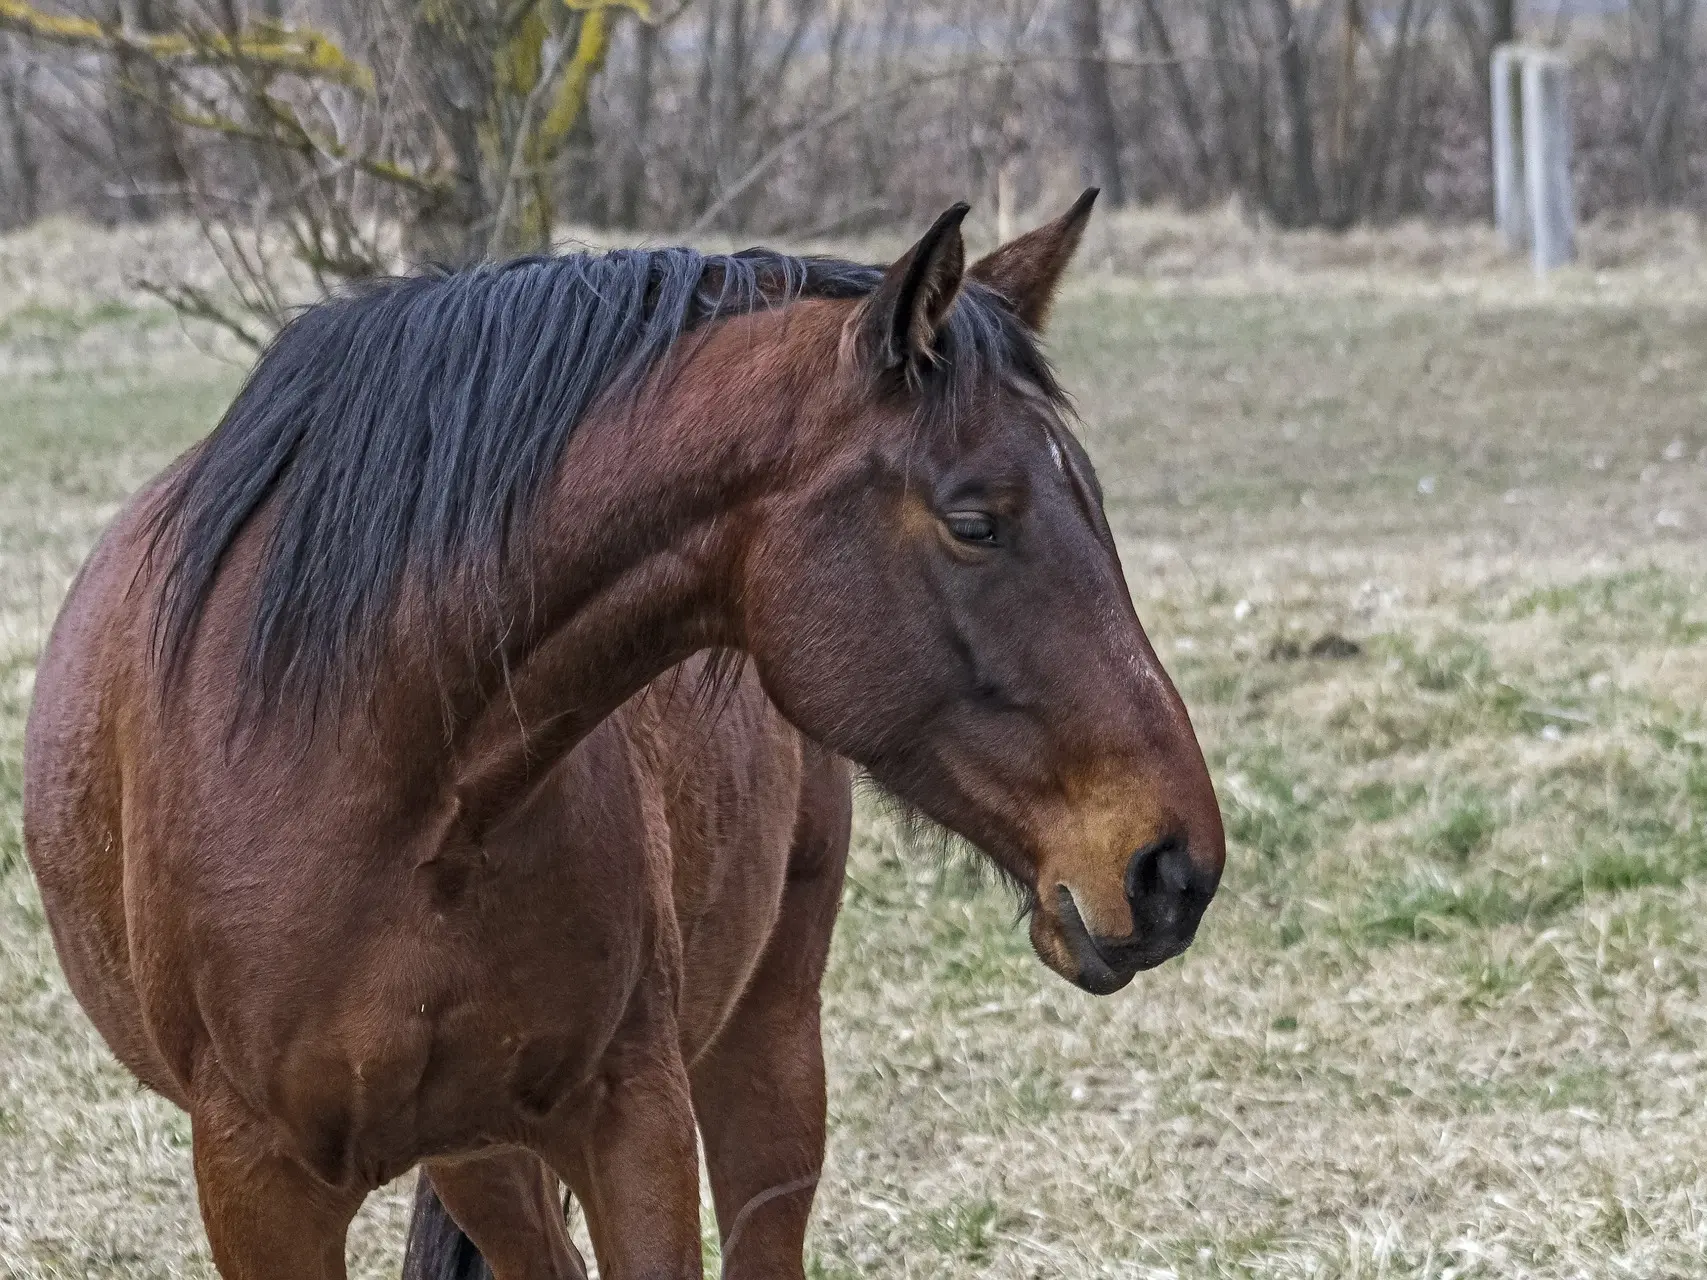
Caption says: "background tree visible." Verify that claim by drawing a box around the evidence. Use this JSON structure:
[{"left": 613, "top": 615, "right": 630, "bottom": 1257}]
[
  {"left": 1628, "top": 0, "right": 1698, "bottom": 203},
  {"left": 0, "top": 33, "right": 38, "bottom": 228},
  {"left": 2, "top": 0, "right": 650, "bottom": 339},
  {"left": 1067, "top": 0, "right": 1126, "bottom": 205}
]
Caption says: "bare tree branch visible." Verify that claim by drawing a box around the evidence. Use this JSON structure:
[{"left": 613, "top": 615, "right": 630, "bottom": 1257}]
[{"left": 0, "top": 0, "right": 373, "bottom": 90}]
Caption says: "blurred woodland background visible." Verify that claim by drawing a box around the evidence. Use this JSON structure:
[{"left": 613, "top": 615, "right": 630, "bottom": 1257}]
[{"left": 0, "top": 0, "right": 1702, "bottom": 337}]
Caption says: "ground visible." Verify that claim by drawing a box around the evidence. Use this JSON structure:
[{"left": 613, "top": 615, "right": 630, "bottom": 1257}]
[{"left": 1, "top": 216, "right": 1705, "bottom": 1279}]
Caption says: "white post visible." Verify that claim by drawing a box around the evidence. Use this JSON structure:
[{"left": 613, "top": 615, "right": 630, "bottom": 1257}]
[
  {"left": 1492, "top": 45, "right": 1576, "bottom": 274},
  {"left": 1490, "top": 45, "right": 1526, "bottom": 253},
  {"left": 1488, "top": 46, "right": 1529, "bottom": 250},
  {"left": 1520, "top": 51, "right": 1575, "bottom": 275}
]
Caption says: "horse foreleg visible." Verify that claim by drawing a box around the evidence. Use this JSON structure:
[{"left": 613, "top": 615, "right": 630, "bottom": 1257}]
[
  {"left": 690, "top": 857, "right": 842, "bottom": 1280},
  {"left": 548, "top": 1026, "right": 703, "bottom": 1280},
  {"left": 412, "top": 1151, "right": 588, "bottom": 1280},
  {"left": 189, "top": 1081, "right": 362, "bottom": 1280}
]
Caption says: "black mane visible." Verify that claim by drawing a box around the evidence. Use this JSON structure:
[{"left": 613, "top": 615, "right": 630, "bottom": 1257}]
[{"left": 150, "top": 245, "right": 1060, "bottom": 713}]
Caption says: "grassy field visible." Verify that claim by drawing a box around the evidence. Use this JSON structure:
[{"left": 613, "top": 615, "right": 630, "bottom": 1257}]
[{"left": 3, "top": 217, "right": 1706, "bottom": 1278}]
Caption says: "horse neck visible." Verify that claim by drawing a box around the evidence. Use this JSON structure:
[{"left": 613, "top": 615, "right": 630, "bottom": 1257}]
[{"left": 446, "top": 304, "right": 841, "bottom": 835}]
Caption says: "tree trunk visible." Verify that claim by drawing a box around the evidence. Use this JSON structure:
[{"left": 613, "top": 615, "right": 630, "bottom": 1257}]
[
  {"left": 1635, "top": 0, "right": 1697, "bottom": 204},
  {"left": 0, "top": 39, "right": 39, "bottom": 228},
  {"left": 1489, "top": 0, "right": 1516, "bottom": 45},
  {"left": 1066, "top": 0, "right": 1126, "bottom": 205},
  {"left": 1137, "top": 0, "right": 1215, "bottom": 192},
  {"left": 688, "top": 0, "right": 720, "bottom": 214},
  {"left": 713, "top": 0, "right": 754, "bottom": 226},
  {"left": 1449, "top": 0, "right": 1518, "bottom": 219},
  {"left": 1207, "top": 0, "right": 1247, "bottom": 191},
  {"left": 106, "top": 0, "right": 187, "bottom": 221},
  {"left": 1352, "top": 0, "right": 1421, "bottom": 219},
  {"left": 1267, "top": 0, "right": 1322, "bottom": 224},
  {"left": 1329, "top": 0, "right": 1362, "bottom": 221},
  {"left": 405, "top": 5, "right": 498, "bottom": 265},
  {"left": 614, "top": 15, "right": 656, "bottom": 229}
]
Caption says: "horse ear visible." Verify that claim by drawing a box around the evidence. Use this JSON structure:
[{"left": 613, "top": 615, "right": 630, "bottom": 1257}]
[
  {"left": 849, "top": 202, "right": 969, "bottom": 373},
  {"left": 967, "top": 188, "right": 1098, "bottom": 331}
]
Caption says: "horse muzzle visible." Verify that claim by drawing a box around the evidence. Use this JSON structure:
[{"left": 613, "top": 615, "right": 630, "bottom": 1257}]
[{"left": 1037, "top": 838, "right": 1219, "bottom": 995}]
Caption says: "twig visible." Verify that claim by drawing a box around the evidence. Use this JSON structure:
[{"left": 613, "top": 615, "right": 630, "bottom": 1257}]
[
  {"left": 0, "top": 0, "right": 374, "bottom": 91},
  {"left": 133, "top": 276, "right": 268, "bottom": 350}
]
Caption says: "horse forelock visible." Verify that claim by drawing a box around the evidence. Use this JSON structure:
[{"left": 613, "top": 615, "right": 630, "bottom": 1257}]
[{"left": 147, "top": 244, "right": 1059, "bottom": 718}]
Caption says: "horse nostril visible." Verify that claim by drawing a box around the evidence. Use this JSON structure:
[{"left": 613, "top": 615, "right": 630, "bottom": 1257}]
[
  {"left": 1125, "top": 836, "right": 1204, "bottom": 931},
  {"left": 1126, "top": 835, "right": 1180, "bottom": 898}
]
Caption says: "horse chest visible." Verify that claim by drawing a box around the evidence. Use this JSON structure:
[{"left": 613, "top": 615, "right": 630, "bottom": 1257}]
[{"left": 245, "top": 901, "right": 653, "bottom": 1177}]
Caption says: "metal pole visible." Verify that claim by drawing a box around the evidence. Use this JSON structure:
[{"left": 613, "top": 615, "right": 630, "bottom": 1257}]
[
  {"left": 1521, "top": 51, "right": 1576, "bottom": 275},
  {"left": 1490, "top": 45, "right": 1525, "bottom": 253}
]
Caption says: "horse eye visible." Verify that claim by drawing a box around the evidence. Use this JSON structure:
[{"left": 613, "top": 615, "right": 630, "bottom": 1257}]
[{"left": 945, "top": 511, "right": 998, "bottom": 545}]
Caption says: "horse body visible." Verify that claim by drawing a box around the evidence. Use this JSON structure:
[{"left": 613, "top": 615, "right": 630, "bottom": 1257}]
[
  {"left": 30, "top": 490, "right": 849, "bottom": 1267},
  {"left": 25, "top": 196, "right": 1228, "bottom": 1279},
  {"left": 29, "top": 306, "right": 832, "bottom": 1149}
]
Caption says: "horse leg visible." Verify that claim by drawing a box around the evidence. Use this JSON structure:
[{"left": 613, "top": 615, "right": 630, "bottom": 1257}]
[
  {"left": 410, "top": 1152, "right": 589, "bottom": 1280},
  {"left": 549, "top": 1022, "right": 703, "bottom": 1280},
  {"left": 690, "top": 834, "right": 846, "bottom": 1280},
  {"left": 189, "top": 1082, "right": 362, "bottom": 1280}
]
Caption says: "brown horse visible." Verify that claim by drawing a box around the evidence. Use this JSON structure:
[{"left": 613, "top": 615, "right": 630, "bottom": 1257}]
[{"left": 23, "top": 192, "right": 1225, "bottom": 1280}]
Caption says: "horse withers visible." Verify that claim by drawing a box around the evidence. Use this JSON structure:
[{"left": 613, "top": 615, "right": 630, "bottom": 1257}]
[{"left": 23, "top": 192, "right": 1225, "bottom": 1279}]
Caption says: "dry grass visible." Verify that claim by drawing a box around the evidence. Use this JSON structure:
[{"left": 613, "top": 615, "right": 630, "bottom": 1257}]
[
  {"left": 2, "top": 216, "right": 1706, "bottom": 1279},
  {"left": 1082, "top": 201, "right": 1707, "bottom": 288}
]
